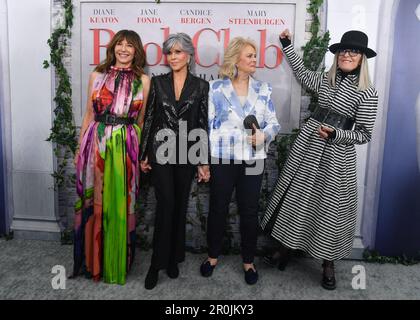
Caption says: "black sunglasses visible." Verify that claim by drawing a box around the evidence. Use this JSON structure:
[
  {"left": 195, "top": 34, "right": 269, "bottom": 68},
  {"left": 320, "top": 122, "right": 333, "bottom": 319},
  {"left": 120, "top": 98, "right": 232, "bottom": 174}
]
[{"left": 338, "top": 49, "right": 362, "bottom": 57}]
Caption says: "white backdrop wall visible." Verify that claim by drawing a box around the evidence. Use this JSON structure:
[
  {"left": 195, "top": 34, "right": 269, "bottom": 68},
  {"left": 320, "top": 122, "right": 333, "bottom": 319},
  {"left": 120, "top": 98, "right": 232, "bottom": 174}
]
[
  {"left": 0, "top": 0, "right": 13, "bottom": 233},
  {"left": 5, "top": 0, "right": 60, "bottom": 239}
]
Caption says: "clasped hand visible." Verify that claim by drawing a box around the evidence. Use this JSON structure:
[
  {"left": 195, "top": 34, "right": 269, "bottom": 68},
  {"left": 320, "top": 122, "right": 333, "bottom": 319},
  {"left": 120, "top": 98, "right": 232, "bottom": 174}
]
[
  {"left": 197, "top": 165, "right": 210, "bottom": 183},
  {"left": 140, "top": 156, "right": 152, "bottom": 173},
  {"left": 246, "top": 124, "right": 265, "bottom": 147},
  {"left": 318, "top": 126, "right": 335, "bottom": 140}
]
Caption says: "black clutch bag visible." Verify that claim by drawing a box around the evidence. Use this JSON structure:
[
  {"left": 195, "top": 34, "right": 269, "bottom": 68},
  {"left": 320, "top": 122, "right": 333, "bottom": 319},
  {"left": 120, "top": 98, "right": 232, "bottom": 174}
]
[{"left": 243, "top": 115, "right": 260, "bottom": 135}]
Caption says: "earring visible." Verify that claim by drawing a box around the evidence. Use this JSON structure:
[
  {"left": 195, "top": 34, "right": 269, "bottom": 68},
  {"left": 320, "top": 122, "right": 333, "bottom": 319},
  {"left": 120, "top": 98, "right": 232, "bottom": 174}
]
[{"left": 234, "top": 65, "right": 238, "bottom": 78}]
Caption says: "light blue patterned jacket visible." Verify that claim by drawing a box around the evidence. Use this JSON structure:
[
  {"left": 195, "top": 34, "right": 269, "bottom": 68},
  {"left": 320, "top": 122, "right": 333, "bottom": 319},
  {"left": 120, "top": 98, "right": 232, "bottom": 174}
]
[{"left": 208, "top": 77, "right": 280, "bottom": 160}]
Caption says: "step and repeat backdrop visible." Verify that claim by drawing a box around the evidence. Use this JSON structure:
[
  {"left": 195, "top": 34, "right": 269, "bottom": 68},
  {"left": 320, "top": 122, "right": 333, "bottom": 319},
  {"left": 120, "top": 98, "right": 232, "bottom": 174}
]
[{"left": 73, "top": 0, "right": 306, "bottom": 133}]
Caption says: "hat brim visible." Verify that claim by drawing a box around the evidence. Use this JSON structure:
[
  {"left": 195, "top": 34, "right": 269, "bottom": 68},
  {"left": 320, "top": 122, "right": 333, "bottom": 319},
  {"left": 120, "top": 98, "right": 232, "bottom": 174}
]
[{"left": 329, "top": 43, "right": 377, "bottom": 59}]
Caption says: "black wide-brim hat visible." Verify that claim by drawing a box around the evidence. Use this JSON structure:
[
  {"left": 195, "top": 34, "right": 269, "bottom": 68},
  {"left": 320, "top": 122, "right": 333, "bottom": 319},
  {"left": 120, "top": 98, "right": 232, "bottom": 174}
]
[{"left": 329, "top": 30, "right": 377, "bottom": 59}]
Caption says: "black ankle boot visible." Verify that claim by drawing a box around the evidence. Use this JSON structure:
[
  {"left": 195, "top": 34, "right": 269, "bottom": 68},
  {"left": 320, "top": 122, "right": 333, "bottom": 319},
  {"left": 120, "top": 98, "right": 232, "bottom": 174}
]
[
  {"left": 144, "top": 266, "right": 159, "bottom": 290},
  {"left": 321, "top": 260, "right": 336, "bottom": 290},
  {"left": 167, "top": 263, "right": 179, "bottom": 279}
]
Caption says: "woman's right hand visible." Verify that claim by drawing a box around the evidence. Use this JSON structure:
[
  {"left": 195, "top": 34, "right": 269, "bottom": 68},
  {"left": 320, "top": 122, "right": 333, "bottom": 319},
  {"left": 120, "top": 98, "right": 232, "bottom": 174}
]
[
  {"left": 280, "top": 29, "right": 292, "bottom": 41},
  {"left": 140, "top": 156, "right": 152, "bottom": 173}
]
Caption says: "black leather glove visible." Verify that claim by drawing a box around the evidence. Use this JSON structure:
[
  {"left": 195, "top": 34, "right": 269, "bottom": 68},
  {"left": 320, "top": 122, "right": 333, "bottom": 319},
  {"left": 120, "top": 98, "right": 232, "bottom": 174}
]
[
  {"left": 279, "top": 36, "right": 291, "bottom": 48},
  {"left": 327, "top": 130, "right": 337, "bottom": 140}
]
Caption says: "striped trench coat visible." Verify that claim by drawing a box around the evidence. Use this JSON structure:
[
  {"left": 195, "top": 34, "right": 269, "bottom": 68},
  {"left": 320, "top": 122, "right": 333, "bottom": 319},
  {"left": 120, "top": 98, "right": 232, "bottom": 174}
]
[{"left": 260, "top": 44, "right": 378, "bottom": 261}]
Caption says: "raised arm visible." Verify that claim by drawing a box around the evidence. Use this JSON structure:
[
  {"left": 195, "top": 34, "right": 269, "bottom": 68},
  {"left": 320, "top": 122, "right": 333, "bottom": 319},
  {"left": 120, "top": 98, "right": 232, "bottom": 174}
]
[{"left": 280, "top": 29, "right": 324, "bottom": 93}]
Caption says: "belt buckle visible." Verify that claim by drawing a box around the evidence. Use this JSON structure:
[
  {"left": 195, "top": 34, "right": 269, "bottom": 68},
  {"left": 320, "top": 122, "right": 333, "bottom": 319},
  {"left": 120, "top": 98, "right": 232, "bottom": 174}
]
[{"left": 105, "top": 114, "right": 117, "bottom": 125}]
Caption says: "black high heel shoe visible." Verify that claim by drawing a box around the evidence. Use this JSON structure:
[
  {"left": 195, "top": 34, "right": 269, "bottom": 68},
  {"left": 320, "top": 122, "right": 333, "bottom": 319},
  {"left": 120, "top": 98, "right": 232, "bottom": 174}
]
[
  {"left": 144, "top": 266, "right": 159, "bottom": 290},
  {"left": 277, "top": 253, "right": 290, "bottom": 271},
  {"left": 262, "top": 252, "right": 279, "bottom": 267},
  {"left": 167, "top": 263, "right": 179, "bottom": 279},
  {"left": 321, "top": 261, "right": 336, "bottom": 290},
  {"left": 200, "top": 260, "right": 216, "bottom": 277},
  {"left": 262, "top": 248, "right": 290, "bottom": 271}
]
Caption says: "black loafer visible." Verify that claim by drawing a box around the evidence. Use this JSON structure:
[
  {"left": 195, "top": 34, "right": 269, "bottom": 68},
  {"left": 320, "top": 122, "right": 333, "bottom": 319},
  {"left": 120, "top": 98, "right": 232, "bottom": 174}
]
[
  {"left": 167, "top": 263, "right": 179, "bottom": 279},
  {"left": 144, "top": 267, "right": 159, "bottom": 290},
  {"left": 200, "top": 261, "right": 216, "bottom": 277},
  {"left": 244, "top": 267, "right": 259, "bottom": 285}
]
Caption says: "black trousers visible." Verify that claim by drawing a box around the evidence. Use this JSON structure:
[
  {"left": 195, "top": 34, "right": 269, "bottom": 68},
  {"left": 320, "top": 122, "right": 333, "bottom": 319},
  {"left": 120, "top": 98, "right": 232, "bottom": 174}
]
[
  {"left": 150, "top": 163, "right": 195, "bottom": 270},
  {"left": 207, "top": 159, "right": 264, "bottom": 264}
]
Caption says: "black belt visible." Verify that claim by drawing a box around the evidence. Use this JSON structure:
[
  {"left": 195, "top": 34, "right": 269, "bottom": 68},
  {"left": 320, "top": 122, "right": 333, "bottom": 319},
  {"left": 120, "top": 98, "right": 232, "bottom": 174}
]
[
  {"left": 95, "top": 114, "right": 135, "bottom": 126},
  {"left": 311, "top": 107, "right": 355, "bottom": 130}
]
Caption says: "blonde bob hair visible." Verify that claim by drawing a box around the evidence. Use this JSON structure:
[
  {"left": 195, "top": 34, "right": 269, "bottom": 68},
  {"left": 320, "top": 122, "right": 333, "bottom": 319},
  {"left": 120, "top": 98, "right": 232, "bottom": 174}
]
[
  {"left": 327, "top": 53, "right": 372, "bottom": 91},
  {"left": 219, "top": 37, "right": 257, "bottom": 80}
]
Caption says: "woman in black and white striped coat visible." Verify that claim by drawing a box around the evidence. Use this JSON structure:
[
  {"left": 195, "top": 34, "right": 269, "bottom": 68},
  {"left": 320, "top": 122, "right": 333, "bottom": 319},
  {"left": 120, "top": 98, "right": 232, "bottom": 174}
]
[{"left": 260, "top": 30, "right": 378, "bottom": 290}]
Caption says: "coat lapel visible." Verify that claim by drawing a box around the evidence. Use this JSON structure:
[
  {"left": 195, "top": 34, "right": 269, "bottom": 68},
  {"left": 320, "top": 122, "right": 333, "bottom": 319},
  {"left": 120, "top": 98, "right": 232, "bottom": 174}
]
[
  {"left": 162, "top": 72, "right": 178, "bottom": 120},
  {"left": 221, "top": 78, "right": 245, "bottom": 118},
  {"left": 243, "top": 76, "right": 260, "bottom": 115},
  {"left": 177, "top": 72, "right": 197, "bottom": 117}
]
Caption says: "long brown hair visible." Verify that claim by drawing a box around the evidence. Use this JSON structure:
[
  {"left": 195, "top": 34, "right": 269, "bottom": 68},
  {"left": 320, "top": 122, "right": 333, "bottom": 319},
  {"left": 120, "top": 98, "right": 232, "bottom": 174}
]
[{"left": 95, "top": 30, "right": 146, "bottom": 79}]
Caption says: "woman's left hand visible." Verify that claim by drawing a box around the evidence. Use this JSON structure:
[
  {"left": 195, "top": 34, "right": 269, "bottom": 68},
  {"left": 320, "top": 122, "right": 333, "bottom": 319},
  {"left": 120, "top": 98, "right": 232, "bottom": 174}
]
[
  {"left": 246, "top": 124, "right": 265, "bottom": 147},
  {"left": 197, "top": 165, "right": 210, "bottom": 183},
  {"left": 318, "top": 126, "right": 335, "bottom": 140}
]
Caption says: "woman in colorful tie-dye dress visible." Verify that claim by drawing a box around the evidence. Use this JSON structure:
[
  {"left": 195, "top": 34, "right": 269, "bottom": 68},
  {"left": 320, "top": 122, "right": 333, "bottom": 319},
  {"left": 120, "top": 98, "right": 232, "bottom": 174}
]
[{"left": 72, "top": 30, "right": 150, "bottom": 285}]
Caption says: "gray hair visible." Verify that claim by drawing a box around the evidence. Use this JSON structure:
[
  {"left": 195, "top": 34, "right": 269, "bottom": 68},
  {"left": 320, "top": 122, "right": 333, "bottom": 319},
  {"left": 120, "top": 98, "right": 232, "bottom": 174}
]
[
  {"left": 328, "top": 53, "right": 372, "bottom": 91},
  {"left": 162, "top": 33, "right": 195, "bottom": 71}
]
